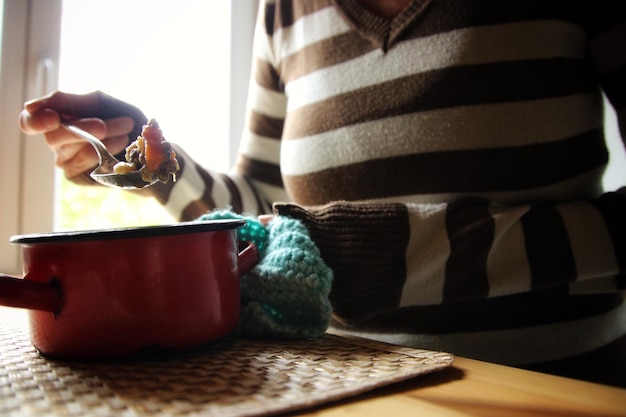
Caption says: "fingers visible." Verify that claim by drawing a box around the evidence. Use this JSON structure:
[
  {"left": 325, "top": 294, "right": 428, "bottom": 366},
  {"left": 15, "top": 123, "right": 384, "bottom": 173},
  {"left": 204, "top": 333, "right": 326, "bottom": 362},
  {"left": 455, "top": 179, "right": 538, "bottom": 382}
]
[
  {"left": 19, "top": 90, "right": 141, "bottom": 180},
  {"left": 258, "top": 214, "right": 275, "bottom": 225},
  {"left": 24, "top": 112, "right": 135, "bottom": 179},
  {"left": 32, "top": 115, "right": 132, "bottom": 152},
  {"left": 20, "top": 90, "right": 136, "bottom": 140},
  {"left": 19, "top": 90, "right": 102, "bottom": 135},
  {"left": 44, "top": 118, "right": 108, "bottom": 151},
  {"left": 18, "top": 108, "right": 60, "bottom": 134},
  {"left": 103, "top": 116, "right": 135, "bottom": 140},
  {"left": 23, "top": 90, "right": 101, "bottom": 118},
  {"left": 56, "top": 134, "right": 130, "bottom": 178},
  {"left": 52, "top": 117, "right": 134, "bottom": 167}
]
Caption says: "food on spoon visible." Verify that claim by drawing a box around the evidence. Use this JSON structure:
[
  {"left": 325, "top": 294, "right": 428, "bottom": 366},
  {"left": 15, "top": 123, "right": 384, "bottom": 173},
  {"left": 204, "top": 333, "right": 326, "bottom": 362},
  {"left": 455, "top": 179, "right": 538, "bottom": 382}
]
[{"left": 114, "top": 118, "right": 180, "bottom": 185}]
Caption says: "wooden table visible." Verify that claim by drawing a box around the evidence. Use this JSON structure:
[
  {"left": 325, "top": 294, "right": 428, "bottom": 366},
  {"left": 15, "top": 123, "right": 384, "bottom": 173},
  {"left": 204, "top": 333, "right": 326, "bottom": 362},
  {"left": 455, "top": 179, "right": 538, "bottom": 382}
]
[
  {"left": 1, "top": 306, "right": 625, "bottom": 417},
  {"left": 297, "top": 355, "right": 626, "bottom": 417}
]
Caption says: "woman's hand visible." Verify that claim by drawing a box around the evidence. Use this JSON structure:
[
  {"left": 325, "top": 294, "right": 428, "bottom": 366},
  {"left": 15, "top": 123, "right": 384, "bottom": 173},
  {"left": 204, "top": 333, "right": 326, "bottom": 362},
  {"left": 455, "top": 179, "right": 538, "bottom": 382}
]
[
  {"left": 18, "top": 90, "right": 139, "bottom": 179},
  {"left": 258, "top": 214, "right": 275, "bottom": 225}
]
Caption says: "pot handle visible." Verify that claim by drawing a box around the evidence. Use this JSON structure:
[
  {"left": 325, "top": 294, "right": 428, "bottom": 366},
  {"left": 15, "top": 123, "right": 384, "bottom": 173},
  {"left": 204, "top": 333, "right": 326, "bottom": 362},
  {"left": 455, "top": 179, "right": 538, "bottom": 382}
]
[
  {"left": 0, "top": 274, "right": 63, "bottom": 313},
  {"left": 237, "top": 241, "right": 259, "bottom": 276}
]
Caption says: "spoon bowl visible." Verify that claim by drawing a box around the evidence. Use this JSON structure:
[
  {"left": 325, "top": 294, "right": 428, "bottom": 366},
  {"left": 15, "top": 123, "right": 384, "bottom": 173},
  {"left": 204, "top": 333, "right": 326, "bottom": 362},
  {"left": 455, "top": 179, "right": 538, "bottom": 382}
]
[{"left": 62, "top": 122, "right": 157, "bottom": 189}]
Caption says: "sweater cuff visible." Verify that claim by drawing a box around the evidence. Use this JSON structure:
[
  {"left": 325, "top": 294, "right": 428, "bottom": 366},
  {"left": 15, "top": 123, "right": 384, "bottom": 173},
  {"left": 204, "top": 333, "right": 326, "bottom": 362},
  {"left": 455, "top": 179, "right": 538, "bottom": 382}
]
[{"left": 273, "top": 201, "right": 410, "bottom": 324}]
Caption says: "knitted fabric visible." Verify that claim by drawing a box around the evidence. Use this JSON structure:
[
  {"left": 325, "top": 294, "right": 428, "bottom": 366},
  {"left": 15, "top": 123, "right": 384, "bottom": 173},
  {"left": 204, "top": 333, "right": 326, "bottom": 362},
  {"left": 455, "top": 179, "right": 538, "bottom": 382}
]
[{"left": 198, "top": 211, "right": 333, "bottom": 339}]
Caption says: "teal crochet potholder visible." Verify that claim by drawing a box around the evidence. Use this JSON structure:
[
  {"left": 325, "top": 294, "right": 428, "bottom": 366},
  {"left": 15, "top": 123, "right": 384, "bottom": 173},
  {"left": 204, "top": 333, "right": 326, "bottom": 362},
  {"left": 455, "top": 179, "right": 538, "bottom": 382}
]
[{"left": 198, "top": 211, "right": 333, "bottom": 339}]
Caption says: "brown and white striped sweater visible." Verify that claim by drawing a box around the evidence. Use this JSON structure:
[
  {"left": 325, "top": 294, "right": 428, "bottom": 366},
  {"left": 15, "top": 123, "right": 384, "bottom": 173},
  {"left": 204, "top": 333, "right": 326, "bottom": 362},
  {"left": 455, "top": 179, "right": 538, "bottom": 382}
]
[{"left": 111, "top": 0, "right": 626, "bottom": 364}]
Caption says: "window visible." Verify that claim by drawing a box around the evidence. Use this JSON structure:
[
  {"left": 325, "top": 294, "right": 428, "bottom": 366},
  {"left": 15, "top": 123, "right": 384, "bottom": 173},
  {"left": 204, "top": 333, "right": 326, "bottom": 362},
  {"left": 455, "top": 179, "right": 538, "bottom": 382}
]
[
  {"left": 56, "top": 0, "right": 232, "bottom": 229},
  {"left": 602, "top": 97, "right": 626, "bottom": 191},
  {"left": 0, "top": 0, "right": 61, "bottom": 274},
  {"left": 0, "top": 1, "right": 257, "bottom": 274}
]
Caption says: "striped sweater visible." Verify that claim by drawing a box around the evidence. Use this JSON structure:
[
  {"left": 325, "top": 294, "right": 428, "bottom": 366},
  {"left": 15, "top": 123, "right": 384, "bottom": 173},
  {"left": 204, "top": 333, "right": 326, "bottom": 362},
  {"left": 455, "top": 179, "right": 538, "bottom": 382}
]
[{"left": 99, "top": 0, "right": 626, "bottom": 364}]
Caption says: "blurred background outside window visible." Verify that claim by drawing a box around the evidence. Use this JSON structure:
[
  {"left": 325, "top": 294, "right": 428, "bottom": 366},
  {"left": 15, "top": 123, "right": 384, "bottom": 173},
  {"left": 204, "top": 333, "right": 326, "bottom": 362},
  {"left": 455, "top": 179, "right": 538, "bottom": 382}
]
[{"left": 57, "top": 0, "right": 233, "bottom": 230}]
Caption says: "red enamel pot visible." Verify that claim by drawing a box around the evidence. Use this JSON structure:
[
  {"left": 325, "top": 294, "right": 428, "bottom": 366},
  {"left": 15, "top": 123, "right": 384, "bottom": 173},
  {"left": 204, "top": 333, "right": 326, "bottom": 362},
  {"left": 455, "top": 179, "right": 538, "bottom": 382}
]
[{"left": 0, "top": 219, "right": 258, "bottom": 361}]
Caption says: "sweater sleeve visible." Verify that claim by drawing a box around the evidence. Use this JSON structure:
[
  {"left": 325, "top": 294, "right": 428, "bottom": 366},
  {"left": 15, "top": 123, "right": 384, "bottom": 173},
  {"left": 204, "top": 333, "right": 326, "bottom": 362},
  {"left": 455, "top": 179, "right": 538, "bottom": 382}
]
[{"left": 274, "top": 191, "right": 626, "bottom": 324}]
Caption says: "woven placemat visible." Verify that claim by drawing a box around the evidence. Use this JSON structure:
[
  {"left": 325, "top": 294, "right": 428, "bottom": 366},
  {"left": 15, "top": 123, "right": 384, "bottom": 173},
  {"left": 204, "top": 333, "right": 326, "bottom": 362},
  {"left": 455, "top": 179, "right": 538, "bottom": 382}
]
[{"left": 0, "top": 309, "right": 453, "bottom": 417}]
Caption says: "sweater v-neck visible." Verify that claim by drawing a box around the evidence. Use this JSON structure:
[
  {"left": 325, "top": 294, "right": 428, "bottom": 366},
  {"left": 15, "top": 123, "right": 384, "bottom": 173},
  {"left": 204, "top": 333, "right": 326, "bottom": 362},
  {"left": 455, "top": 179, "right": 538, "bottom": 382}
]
[{"left": 332, "top": 0, "right": 432, "bottom": 51}]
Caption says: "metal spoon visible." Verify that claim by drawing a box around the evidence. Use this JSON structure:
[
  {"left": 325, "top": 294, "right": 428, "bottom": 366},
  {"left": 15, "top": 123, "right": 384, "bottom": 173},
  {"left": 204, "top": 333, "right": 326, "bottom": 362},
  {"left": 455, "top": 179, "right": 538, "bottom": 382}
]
[{"left": 61, "top": 122, "right": 157, "bottom": 189}]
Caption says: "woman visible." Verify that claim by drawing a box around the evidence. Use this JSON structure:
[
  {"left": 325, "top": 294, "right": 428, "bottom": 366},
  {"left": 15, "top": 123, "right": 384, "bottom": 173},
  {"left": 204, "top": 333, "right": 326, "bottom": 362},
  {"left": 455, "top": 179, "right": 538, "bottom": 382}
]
[{"left": 19, "top": 0, "right": 626, "bottom": 386}]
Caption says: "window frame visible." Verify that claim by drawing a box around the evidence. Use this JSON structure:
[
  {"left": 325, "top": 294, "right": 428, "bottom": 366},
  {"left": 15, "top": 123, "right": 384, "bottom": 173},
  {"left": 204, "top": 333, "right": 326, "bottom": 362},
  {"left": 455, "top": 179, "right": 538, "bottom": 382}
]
[{"left": 0, "top": 0, "right": 61, "bottom": 275}]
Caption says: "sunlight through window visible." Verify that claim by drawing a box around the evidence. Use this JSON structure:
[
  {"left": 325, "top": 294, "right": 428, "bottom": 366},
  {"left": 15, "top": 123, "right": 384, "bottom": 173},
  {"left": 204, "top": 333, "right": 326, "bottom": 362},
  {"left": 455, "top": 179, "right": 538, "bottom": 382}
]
[{"left": 56, "top": 0, "right": 231, "bottom": 230}]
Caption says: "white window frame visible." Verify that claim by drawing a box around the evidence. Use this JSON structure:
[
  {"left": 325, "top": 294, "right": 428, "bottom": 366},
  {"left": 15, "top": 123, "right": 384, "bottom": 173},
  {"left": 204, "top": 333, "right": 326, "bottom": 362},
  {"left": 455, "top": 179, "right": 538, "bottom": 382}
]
[
  {"left": 0, "top": 1, "right": 257, "bottom": 275},
  {"left": 0, "top": 0, "right": 61, "bottom": 275}
]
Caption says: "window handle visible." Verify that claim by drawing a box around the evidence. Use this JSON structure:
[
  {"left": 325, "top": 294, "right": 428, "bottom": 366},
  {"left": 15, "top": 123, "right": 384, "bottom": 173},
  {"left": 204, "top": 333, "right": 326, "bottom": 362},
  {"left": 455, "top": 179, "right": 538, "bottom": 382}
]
[{"left": 36, "top": 58, "right": 55, "bottom": 96}]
